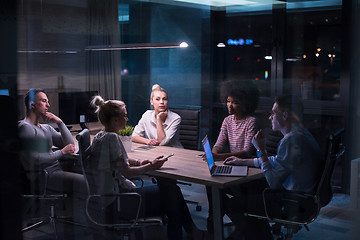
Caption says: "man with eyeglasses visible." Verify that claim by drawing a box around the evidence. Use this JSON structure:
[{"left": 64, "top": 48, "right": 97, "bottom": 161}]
[{"left": 223, "top": 95, "right": 323, "bottom": 240}]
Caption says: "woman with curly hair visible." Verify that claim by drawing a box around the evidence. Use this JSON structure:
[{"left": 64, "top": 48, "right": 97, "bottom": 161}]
[{"left": 207, "top": 79, "right": 260, "bottom": 232}]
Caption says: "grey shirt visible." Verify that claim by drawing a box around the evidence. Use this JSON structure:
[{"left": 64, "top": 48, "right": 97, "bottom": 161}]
[{"left": 18, "top": 119, "right": 74, "bottom": 172}]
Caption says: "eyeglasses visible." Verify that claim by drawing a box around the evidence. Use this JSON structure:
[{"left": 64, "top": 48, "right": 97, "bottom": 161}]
[{"left": 269, "top": 110, "right": 282, "bottom": 116}]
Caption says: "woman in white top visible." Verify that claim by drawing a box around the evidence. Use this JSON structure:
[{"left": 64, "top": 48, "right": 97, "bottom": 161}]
[
  {"left": 88, "top": 96, "right": 202, "bottom": 240},
  {"left": 132, "top": 84, "right": 183, "bottom": 148}
]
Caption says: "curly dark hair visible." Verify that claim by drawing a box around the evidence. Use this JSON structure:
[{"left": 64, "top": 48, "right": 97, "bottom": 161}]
[{"left": 220, "top": 79, "right": 259, "bottom": 116}]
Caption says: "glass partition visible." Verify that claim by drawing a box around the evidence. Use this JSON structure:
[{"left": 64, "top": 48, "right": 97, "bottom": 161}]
[{"left": 15, "top": 0, "right": 355, "bottom": 239}]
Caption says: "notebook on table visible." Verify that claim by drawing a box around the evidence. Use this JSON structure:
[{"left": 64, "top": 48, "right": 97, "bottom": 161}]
[{"left": 202, "top": 135, "right": 248, "bottom": 176}]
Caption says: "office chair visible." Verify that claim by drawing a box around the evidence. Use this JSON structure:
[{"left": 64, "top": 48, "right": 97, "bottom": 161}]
[
  {"left": 22, "top": 167, "right": 69, "bottom": 240},
  {"left": 76, "top": 129, "right": 162, "bottom": 239},
  {"left": 247, "top": 128, "right": 345, "bottom": 240},
  {"left": 170, "top": 108, "right": 200, "bottom": 150},
  {"left": 169, "top": 108, "right": 202, "bottom": 211}
]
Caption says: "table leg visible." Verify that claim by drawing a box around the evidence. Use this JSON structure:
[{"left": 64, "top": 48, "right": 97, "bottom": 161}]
[{"left": 211, "top": 187, "right": 224, "bottom": 240}]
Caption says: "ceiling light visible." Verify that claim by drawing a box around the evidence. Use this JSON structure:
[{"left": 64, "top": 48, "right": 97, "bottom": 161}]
[{"left": 85, "top": 42, "right": 188, "bottom": 51}]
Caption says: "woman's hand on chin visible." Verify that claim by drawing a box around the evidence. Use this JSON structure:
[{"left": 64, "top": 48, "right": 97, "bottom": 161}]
[{"left": 157, "top": 110, "right": 168, "bottom": 123}]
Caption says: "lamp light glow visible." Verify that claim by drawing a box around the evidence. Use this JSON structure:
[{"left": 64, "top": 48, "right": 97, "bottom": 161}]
[
  {"left": 179, "top": 42, "right": 188, "bottom": 48},
  {"left": 85, "top": 42, "right": 188, "bottom": 51}
]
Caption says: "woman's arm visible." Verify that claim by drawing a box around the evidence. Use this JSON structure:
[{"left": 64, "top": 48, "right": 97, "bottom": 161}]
[
  {"left": 158, "top": 112, "right": 181, "bottom": 146},
  {"left": 118, "top": 156, "right": 167, "bottom": 178},
  {"left": 212, "top": 149, "right": 250, "bottom": 160},
  {"left": 128, "top": 157, "right": 151, "bottom": 166},
  {"left": 132, "top": 111, "right": 160, "bottom": 145},
  {"left": 223, "top": 156, "right": 256, "bottom": 167},
  {"left": 156, "top": 111, "right": 167, "bottom": 143},
  {"left": 132, "top": 135, "right": 160, "bottom": 145}
]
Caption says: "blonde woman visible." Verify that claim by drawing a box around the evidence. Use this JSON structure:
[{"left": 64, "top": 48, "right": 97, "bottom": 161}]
[
  {"left": 88, "top": 96, "right": 203, "bottom": 240},
  {"left": 132, "top": 84, "right": 183, "bottom": 148}
]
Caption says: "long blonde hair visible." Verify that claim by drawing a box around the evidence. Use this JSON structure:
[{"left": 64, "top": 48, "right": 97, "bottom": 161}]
[
  {"left": 150, "top": 84, "right": 167, "bottom": 100},
  {"left": 90, "top": 96, "right": 125, "bottom": 127}
]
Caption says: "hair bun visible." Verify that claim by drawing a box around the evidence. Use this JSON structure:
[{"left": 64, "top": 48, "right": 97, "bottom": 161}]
[
  {"left": 152, "top": 84, "right": 161, "bottom": 91},
  {"left": 93, "top": 96, "right": 105, "bottom": 107}
]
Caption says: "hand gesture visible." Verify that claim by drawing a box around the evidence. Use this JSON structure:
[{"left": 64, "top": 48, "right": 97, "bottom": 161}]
[
  {"left": 42, "top": 112, "right": 62, "bottom": 124},
  {"left": 146, "top": 139, "right": 160, "bottom": 146},
  {"left": 253, "top": 129, "right": 266, "bottom": 151},
  {"left": 157, "top": 110, "right": 168, "bottom": 124},
  {"left": 150, "top": 155, "right": 168, "bottom": 170},
  {"left": 61, "top": 144, "right": 75, "bottom": 155}
]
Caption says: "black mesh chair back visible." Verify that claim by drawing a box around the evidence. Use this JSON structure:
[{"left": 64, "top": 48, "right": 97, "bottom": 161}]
[
  {"left": 170, "top": 108, "right": 200, "bottom": 150},
  {"left": 316, "top": 128, "right": 345, "bottom": 207},
  {"left": 261, "top": 128, "right": 345, "bottom": 239}
]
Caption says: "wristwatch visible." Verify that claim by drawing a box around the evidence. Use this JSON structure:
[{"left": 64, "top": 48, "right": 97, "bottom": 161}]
[{"left": 256, "top": 149, "right": 267, "bottom": 158}]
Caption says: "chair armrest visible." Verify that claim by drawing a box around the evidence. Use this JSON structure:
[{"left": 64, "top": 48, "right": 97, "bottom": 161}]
[
  {"left": 262, "top": 188, "right": 320, "bottom": 225},
  {"left": 85, "top": 192, "right": 143, "bottom": 227},
  {"left": 23, "top": 193, "right": 67, "bottom": 200}
]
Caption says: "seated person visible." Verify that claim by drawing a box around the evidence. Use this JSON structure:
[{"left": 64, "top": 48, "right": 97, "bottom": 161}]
[
  {"left": 88, "top": 96, "right": 203, "bottom": 240},
  {"left": 207, "top": 80, "right": 259, "bottom": 230},
  {"left": 212, "top": 79, "right": 259, "bottom": 160},
  {"left": 132, "top": 84, "right": 183, "bottom": 148},
  {"left": 223, "top": 95, "right": 323, "bottom": 240},
  {"left": 18, "top": 88, "right": 83, "bottom": 194}
]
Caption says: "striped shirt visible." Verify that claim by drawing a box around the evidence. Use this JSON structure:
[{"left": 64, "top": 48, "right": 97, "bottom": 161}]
[{"left": 214, "top": 115, "right": 256, "bottom": 154}]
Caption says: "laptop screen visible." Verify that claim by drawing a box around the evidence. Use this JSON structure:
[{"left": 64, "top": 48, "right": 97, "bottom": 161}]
[{"left": 202, "top": 135, "right": 215, "bottom": 171}]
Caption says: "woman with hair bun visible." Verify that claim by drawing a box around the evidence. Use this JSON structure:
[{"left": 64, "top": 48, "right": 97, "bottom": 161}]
[
  {"left": 88, "top": 96, "right": 202, "bottom": 240},
  {"left": 132, "top": 84, "right": 183, "bottom": 148}
]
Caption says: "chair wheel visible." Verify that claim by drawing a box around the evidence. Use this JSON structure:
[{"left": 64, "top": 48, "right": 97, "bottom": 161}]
[{"left": 196, "top": 205, "right": 202, "bottom": 211}]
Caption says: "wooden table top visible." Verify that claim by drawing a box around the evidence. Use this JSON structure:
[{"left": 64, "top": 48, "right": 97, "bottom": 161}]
[{"left": 128, "top": 143, "right": 263, "bottom": 189}]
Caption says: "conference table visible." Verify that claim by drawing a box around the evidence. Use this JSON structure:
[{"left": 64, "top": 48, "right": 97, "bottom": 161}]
[
  {"left": 71, "top": 129, "right": 263, "bottom": 240},
  {"left": 128, "top": 143, "right": 264, "bottom": 240}
]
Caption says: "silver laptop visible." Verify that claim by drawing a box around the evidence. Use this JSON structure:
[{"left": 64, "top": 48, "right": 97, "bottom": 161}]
[{"left": 202, "top": 135, "right": 248, "bottom": 176}]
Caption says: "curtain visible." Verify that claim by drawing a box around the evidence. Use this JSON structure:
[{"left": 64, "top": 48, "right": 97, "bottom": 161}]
[{"left": 86, "top": 0, "right": 121, "bottom": 100}]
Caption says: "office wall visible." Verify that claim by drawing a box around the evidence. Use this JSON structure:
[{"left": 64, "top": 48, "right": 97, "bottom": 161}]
[
  {"left": 17, "top": 1, "right": 88, "bottom": 92},
  {"left": 150, "top": 5, "right": 206, "bottom": 109}
]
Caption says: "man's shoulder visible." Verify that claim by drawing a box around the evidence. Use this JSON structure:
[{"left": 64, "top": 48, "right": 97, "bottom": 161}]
[
  {"left": 285, "top": 127, "right": 319, "bottom": 146},
  {"left": 18, "top": 119, "right": 27, "bottom": 127},
  {"left": 18, "top": 119, "right": 35, "bottom": 131}
]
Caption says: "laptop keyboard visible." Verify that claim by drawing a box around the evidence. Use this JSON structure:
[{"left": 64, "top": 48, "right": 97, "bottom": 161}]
[{"left": 215, "top": 165, "right": 232, "bottom": 174}]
